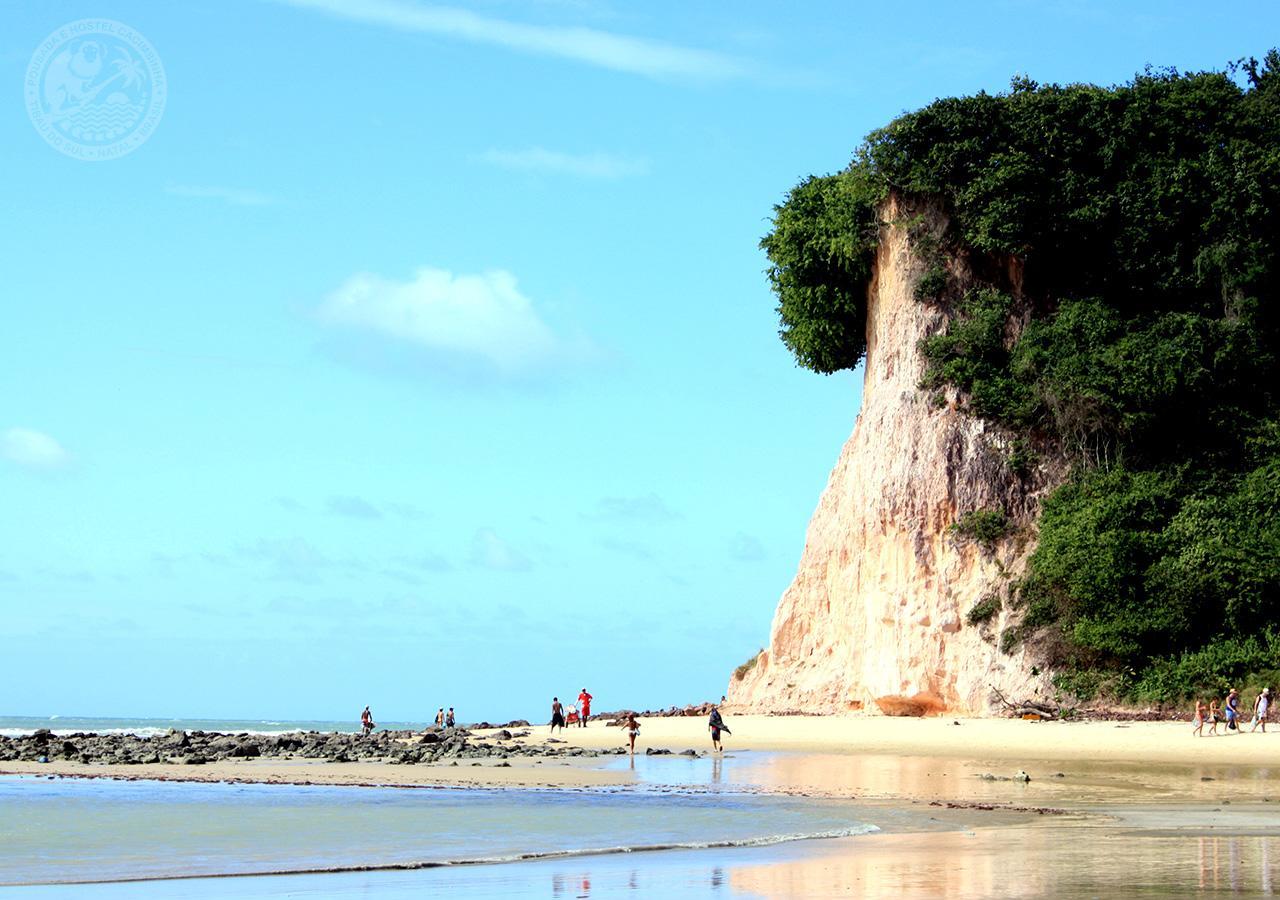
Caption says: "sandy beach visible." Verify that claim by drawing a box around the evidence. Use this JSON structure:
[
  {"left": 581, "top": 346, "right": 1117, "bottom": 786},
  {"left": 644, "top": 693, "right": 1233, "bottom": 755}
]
[
  {"left": 5, "top": 714, "right": 1276, "bottom": 794},
  {"left": 503, "top": 713, "right": 1280, "bottom": 766}
]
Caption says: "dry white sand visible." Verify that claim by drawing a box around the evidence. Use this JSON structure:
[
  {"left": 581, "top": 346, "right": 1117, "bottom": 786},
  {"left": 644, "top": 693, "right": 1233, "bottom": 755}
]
[{"left": 502, "top": 713, "right": 1279, "bottom": 766}]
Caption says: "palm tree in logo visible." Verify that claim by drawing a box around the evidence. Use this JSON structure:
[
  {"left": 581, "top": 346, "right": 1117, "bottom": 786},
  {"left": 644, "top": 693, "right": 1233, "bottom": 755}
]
[{"left": 109, "top": 53, "right": 145, "bottom": 92}]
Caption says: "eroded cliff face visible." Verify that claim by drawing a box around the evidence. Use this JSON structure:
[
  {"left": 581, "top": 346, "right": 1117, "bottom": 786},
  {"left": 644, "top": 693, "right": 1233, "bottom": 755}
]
[{"left": 727, "top": 197, "right": 1063, "bottom": 715}]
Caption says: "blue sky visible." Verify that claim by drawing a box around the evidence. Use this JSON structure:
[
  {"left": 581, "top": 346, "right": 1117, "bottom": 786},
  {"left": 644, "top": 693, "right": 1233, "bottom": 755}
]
[{"left": 2, "top": 0, "right": 1276, "bottom": 723}]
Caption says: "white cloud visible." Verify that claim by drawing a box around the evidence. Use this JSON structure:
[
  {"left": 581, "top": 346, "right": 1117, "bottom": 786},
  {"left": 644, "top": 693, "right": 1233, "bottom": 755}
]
[
  {"left": 319, "top": 267, "right": 591, "bottom": 376},
  {"left": 275, "top": 0, "right": 748, "bottom": 81},
  {"left": 166, "top": 184, "right": 278, "bottom": 207},
  {"left": 470, "top": 527, "right": 533, "bottom": 572},
  {"left": 480, "top": 147, "right": 648, "bottom": 179},
  {"left": 1, "top": 427, "right": 71, "bottom": 470}
]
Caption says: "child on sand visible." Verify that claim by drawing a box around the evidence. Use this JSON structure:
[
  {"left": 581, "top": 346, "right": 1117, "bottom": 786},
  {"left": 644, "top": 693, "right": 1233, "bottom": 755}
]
[
  {"left": 1207, "top": 700, "right": 1220, "bottom": 736},
  {"left": 625, "top": 713, "right": 640, "bottom": 755},
  {"left": 1192, "top": 700, "right": 1205, "bottom": 737}
]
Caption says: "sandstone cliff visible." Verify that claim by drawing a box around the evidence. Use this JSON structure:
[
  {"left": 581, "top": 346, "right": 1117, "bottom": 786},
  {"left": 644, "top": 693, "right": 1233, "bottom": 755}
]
[{"left": 728, "top": 197, "right": 1064, "bottom": 715}]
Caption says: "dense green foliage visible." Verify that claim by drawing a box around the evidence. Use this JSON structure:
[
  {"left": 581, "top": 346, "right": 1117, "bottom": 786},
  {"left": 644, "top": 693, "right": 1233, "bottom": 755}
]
[
  {"left": 966, "top": 595, "right": 1002, "bottom": 627},
  {"left": 761, "top": 53, "right": 1280, "bottom": 702},
  {"left": 761, "top": 172, "right": 884, "bottom": 372},
  {"left": 950, "top": 509, "right": 1013, "bottom": 550}
]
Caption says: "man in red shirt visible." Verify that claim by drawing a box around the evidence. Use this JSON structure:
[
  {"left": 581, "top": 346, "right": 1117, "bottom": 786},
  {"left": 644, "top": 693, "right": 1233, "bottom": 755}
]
[{"left": 577, "top": 689, "right": 593, "bottom": 727}]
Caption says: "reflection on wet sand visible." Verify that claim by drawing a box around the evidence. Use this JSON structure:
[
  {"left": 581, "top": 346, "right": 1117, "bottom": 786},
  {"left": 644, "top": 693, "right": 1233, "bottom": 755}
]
[
  {"left": 731, "top": 825, "right": 1280, "bottom": 899},
  {"left": 717, "top": 751, "right": 1280, "bottom": 806}
]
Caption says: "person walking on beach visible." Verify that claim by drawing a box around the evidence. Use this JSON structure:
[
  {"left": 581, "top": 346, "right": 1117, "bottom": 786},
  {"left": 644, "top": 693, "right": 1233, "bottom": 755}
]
[
  {"left": 708, "top": 705, "right": 730, "bottom": 752},
  {"left": 445, "top": 707, "right": 456, "bottom": 729},
  {"left": 625, "top": 713, "right": 640, "bottom": 755},
  {"left": 435, "top": 708, "right": 445, "bottom": 728},
  {"left": 1224, "top": 689, "right": 1242, "bottom": 732},
  {"left": 1250, "top": 688, "right": 1270, "bottom": 733},
  {"left": 577, "top": 689, "right": 593, "bottom": 727},
  {"left": 550, "top": 697, "right": 566, "bottom": 733},
  {"left": 360, "top": 706, "right": 375, "bottom": 736},
  {"left": 1192, "top": 700, "right": 1206, "bottom": 737},
  {"left": 1207, "top": 700, "right": 1221, "bottom": 736}
]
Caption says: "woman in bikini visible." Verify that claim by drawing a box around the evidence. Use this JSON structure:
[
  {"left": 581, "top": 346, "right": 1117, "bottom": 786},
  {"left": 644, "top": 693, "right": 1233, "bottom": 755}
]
[
  {"left": 1192, "top": 699, "right": 1206, "bottom": 736},
  {"left": 625, "top": 713, "right": 640, "bottom": 755}
]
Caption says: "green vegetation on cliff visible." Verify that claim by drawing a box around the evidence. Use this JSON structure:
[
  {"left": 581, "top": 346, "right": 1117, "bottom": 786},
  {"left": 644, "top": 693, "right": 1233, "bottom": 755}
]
[{"left": 762, "top": 53, "right": 1280, "bottom": 702}]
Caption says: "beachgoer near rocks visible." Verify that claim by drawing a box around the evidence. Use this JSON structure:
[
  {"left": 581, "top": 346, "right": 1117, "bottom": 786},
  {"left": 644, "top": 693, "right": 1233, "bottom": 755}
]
[
  {"left": 1207, "top": 700, "right": 1220, "bottom": 736},
  {"left": 625, "top": 713, "right": 640, "bottom": 755},
  {"left": 708, "top": 705, "right": 730, "bottom": 752},
  {"left": 446, "top": 707, "right": 456, "bottom": 728},
  {"left": 1251, "top": 688, "right": 1270, "bottom": 733},
  {"left": 435, "top": 708, "right": 445, "bottom": 727},
  {"left": 550, "top": 697, "right": 566, "bottom": 733},
  {"left": 1192, "top": 700, "right": 1206, "bottom": 737},
  {"left": 1224, "top": 689, "right": 1242, "bottom": 732},
  {"left": 361, "top": 706, "right": 375, "bottom": 736},
  {"left": 578, "top": 689, "right": 593, "bottom": 727}
]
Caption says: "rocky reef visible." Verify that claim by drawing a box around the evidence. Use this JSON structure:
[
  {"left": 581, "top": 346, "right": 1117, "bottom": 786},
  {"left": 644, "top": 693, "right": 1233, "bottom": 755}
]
[{"left": 0, "top": 726, "right": 619, "bottom": 767}]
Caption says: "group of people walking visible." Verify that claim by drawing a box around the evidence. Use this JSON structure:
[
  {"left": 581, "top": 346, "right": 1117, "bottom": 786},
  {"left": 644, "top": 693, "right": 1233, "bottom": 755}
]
[
  {"left": 1192, "top": 687, "right": 1270, "bottom": 736},
  {"left": 618, "top": 706, "right": 731, "bottom": 755},
  {"left": 549, "top": 694, "right": 732, "bottom": 755}
]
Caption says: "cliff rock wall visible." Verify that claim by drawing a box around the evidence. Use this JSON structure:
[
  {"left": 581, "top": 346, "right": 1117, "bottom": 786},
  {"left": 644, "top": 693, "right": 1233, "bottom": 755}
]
[{"left": 727, "top": 197, "right": 1063, "bottom": 715}]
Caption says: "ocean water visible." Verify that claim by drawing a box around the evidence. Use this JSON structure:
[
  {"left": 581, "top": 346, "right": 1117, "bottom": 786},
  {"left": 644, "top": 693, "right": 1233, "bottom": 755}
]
[
  {"left": 0, "top": 775, "right": 876, "bottom": 886},
  {"left": 0, "top": 715, "right": 433, "bottom": 739}
]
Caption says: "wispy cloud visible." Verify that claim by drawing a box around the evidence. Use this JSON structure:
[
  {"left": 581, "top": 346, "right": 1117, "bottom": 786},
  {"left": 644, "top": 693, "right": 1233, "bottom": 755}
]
[
  {"left": 587, "top": 493, "right": 681, "bottom": 523},
  {"left": 274, "top": 0, "right": 749, "bottom": 81},
  {"left": 470, "top": 527, "right": 533, "bottom": 572},
  {"left": 238, "top": 537, "right": 333, "bottom": 583},
  {"left": 397, "top": 551, "right": 453, "bottom": 572},
  {"left": 166, "top": 184, "right": 278, "bottom": 207},
  {"left": 319, "top": 266, "right": 596, "bottom": 377},
  {"left": 1, "top": 427, "right": 71, "bottom": 470},
  {"left": 387, "top": 502, "right": 426, "bottom": 521},
  {"left": 326, "top": 495, "right": 383, "bottom": 519},
  {"left": 729, "top": 532, "right": 765, "bottom": 562},
  {"left": 480, "top": 147, "right": 648, "bottom": 179},
  {"left": 599, "top": 537, "right": 654, "bottom": 560}
]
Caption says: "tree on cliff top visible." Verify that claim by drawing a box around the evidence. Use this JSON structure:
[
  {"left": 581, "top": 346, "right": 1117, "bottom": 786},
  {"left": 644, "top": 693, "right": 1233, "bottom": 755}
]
[{"left": 762, "top": 51, "right": 1280, "bottom": 702}]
